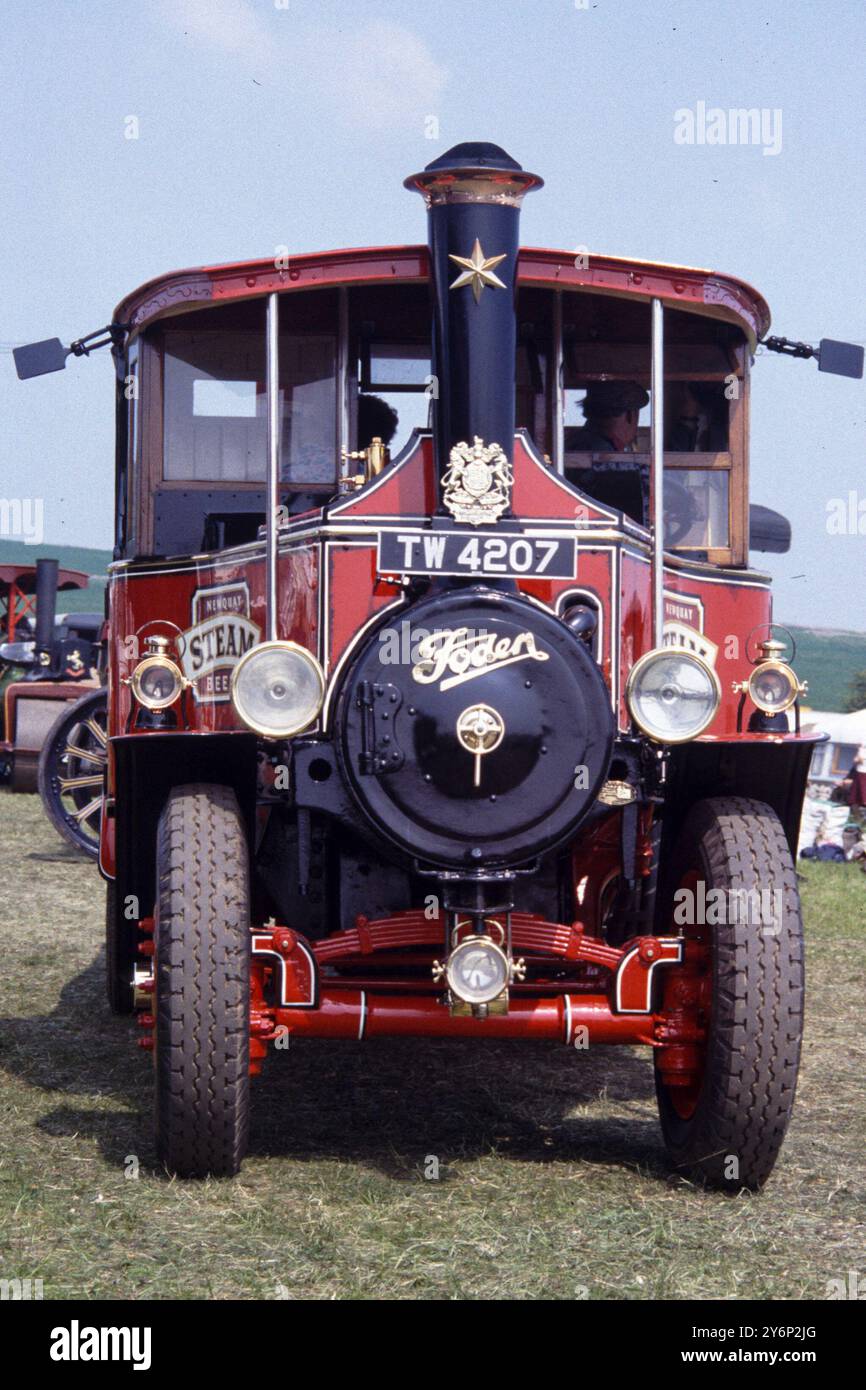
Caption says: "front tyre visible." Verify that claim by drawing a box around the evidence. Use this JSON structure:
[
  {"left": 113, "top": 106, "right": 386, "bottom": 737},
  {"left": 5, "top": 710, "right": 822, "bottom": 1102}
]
[
  {"left": 655, "top": 797, "right": 804, "bottom": 1191},
  {"left": 155, "top": 784, "right": 250, "bottom": 1178}
]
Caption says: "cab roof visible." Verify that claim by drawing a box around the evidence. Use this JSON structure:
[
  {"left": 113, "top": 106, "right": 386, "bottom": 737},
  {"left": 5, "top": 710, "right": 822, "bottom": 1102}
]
[{"left": 114, "top": 244, "right": 771, "bottom": 350}]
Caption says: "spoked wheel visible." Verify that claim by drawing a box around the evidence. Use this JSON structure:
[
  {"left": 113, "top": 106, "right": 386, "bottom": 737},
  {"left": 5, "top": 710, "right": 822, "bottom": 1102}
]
[
  {"left": 37, "top": 687, "right": 107, "bottom": 858},
  {"left": 655, "top": 797, "right": 804, "bottom": 1191},
  {"left": 154, "top": 784, "right": 251, "bottom": 1178}
]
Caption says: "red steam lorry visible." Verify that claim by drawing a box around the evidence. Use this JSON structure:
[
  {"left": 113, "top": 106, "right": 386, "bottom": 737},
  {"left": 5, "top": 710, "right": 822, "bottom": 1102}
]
[{"left": 16, "top": 143, "right": 863, "bottom": 1184}]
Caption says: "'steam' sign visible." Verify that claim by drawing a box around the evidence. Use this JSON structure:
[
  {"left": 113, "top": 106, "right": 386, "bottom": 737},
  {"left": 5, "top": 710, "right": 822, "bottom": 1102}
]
[
  {"left": 662, "top": 592, "right": 718, "bottom": 667},
  {"left": 181, "top": 582, "right": 260, "bottom": 702}
]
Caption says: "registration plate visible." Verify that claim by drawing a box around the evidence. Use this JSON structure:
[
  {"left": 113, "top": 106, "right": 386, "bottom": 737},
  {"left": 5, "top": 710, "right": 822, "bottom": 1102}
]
[{"left": 378, "top": 528, "right": 576, "bottom": 579}]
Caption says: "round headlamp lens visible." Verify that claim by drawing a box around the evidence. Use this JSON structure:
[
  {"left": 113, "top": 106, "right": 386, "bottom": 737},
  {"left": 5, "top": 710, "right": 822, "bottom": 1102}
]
[
  {"left": 231, "top": 641, "right": 324, "bottom": 738},
  {"left": 748, "top": 662, "right": 798, "bottom": 713},
  {"left": 626, "top": 648, "right": 720, "bottom": 743},
  {"left": 446, "top": 938, "right": 510, "bottom": 1005},
  {"left": 131, "top": 656, "right": 183, "bottom": 710}
]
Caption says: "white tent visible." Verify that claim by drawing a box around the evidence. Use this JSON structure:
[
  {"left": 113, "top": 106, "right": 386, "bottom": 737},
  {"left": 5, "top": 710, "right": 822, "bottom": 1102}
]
[
  {"left": 800, "top": 708, "right": 866, "bottom": 789},
  {"left": 796, "top": 708, "right": 866, "bottom": 855}
]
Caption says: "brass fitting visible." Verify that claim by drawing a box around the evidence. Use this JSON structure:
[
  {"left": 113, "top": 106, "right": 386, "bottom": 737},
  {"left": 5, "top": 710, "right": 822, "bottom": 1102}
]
[{"left": 340, "top": 436, "right": 390, "bottom": 489}]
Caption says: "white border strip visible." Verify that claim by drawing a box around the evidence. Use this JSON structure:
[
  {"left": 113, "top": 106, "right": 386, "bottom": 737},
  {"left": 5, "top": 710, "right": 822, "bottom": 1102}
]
[
  {"left": 251, "top": 935, "right": 318, "bottom": 1009},
  {"left": 613, "top": 938, "right": 683, "bottom": 1014}
]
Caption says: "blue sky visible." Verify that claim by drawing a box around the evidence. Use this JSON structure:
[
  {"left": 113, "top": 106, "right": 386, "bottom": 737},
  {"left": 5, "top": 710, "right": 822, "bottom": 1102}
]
[{"left": 1, "top": 0, "right": 863, "bottom": 627}]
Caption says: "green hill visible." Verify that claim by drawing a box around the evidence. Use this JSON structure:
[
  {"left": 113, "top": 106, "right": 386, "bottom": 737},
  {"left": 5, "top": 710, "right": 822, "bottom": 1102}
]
[{"left": 784, "top": 625, "right": 866, "bottom": 714}]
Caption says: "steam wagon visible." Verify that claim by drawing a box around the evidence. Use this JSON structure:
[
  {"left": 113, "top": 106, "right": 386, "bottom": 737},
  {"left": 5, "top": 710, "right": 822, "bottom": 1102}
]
[
  {"left": 16, "top": 142, "right": 863, "bottom": 1183},
  {"left": 1, "top": 559, "right": 103, "bottom": 802}
]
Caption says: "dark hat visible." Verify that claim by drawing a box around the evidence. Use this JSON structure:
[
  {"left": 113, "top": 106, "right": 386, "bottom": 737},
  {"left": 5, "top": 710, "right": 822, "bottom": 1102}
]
[
  {"left": 581, "top": 381, "right": 649, "bottom": 416},
  {"left": 358, "top": 394, "right": 399, "bottom": 446}
]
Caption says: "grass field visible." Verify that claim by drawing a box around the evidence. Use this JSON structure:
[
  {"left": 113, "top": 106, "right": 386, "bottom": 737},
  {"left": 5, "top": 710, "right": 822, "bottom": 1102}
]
[{"left": 0, "top": 793, "right": 864, "bottom": 1301}]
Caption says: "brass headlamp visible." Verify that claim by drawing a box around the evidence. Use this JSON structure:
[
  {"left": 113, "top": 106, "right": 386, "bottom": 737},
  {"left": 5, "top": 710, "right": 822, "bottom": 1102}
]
[{"left": 734, "top": 637, "right": 807, "bottom": 714}]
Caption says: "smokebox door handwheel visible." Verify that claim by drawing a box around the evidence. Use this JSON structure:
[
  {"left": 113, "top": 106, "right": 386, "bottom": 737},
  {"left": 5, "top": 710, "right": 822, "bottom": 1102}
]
[{"left": 455, "top": 703, "right": 506, "bottom": 787}]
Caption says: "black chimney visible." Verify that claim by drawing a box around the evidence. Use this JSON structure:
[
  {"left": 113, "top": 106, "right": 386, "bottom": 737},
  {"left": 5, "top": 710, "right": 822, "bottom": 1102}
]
[
  {"left": 405, "top": 143, "right": 541, "bottom": 524},
  {"left": 34, "top": 558, "right": 59, "bottom": 665}
]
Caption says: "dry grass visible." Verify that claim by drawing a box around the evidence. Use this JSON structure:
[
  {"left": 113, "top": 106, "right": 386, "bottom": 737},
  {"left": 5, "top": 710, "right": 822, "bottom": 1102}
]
[{"left": 0, "top": 792, "right": 863, "bottom": 1300}]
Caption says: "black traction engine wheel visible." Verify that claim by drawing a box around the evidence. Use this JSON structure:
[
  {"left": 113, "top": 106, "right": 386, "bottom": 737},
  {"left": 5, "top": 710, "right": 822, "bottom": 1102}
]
[
  {"left": 655, "top": 797, "right": 804, "bottom": 1191},
  {"left": 154, "top": 783, "right": 251, "bottom": 1178},
  {"left": 37, "top": 686, "right": 107, "bottom": 858}
]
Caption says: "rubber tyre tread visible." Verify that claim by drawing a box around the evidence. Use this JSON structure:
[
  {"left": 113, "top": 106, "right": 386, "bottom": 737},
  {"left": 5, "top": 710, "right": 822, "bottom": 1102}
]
[
  {"left": 155, "top": 783, "right": 250, "bottom": 1178},
  {"left": 656, "top": 796, "right": 804, "bottom": 1191}
]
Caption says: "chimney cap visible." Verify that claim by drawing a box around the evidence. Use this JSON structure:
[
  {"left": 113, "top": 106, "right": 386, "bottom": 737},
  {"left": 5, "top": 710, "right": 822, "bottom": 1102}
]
[
  {"left": 405, "top": 141, "right": 542, "bottom": 206},
  {"left": 423, "top": 141, "right": 525, "bottom": 173}
]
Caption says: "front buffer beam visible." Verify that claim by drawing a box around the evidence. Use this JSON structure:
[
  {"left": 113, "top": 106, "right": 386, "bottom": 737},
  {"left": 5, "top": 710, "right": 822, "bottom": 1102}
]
[{"left": 246, "top": 917, "right": 688, "bottom": 1071}]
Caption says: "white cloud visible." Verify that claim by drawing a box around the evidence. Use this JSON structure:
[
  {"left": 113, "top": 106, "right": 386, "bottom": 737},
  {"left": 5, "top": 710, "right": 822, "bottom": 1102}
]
[
  {"left": 160, "top": 0, "right": 278, "bottom": 72},
  {"left": 157, "top": 7, "right": 447, "bottom": 130},
  {"left": 318, "top": 20, "right": 447, "bottom": 130}
]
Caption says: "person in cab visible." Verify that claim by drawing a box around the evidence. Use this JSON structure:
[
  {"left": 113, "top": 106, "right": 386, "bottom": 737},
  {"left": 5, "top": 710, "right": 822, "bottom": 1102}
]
[
  {"left": 357, "top": 394, "right": 399, "bottom": 450},
  {"left": 564, "top": 381, "right": 649, "bottom": 454},
  {"left": 564, "top": 381, "right": 649, "bottom": 524},
  {"left": 666, "top": 382, "right": 728, "bottom": 453}
]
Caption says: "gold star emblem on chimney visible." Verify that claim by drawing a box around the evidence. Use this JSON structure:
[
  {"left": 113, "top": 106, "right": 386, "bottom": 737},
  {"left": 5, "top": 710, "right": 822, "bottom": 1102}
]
[{"left": 448, "top": 238, "right": 508, "bottom": 303}]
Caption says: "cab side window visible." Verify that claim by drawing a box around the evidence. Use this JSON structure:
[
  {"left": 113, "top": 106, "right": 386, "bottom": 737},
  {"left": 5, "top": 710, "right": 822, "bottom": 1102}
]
[{"left": 162, "top": 328, "right": 337, "bottom": 486}]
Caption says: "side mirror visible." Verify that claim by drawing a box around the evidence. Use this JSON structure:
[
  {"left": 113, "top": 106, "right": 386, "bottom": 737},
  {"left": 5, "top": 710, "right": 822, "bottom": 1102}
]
[
  {"left": 762, "top": 334, "right": 864, "bottom": 380},
  {"left": 13, "top": 324, "right": 125, "bottom": 381},
  {"left": 817, "top": 338, "right": 864, "bottom": 379},
  {"left": 750, "top": 504, "right": 791, "bottom": 554},
  {"left": 13, "top": 338, "right": 69, "bottom": 380}
]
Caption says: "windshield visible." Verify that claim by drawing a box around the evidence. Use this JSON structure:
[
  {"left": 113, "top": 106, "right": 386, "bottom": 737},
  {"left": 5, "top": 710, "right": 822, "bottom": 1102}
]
[{"left": 127, "top": 285, "right": 747, "bottom": 562}]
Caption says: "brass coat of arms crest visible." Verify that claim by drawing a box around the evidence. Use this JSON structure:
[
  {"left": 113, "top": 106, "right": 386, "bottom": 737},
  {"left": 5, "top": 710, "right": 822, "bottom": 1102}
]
[{"left": 441, "top": 436, "right": 513, "bottom": 526}]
